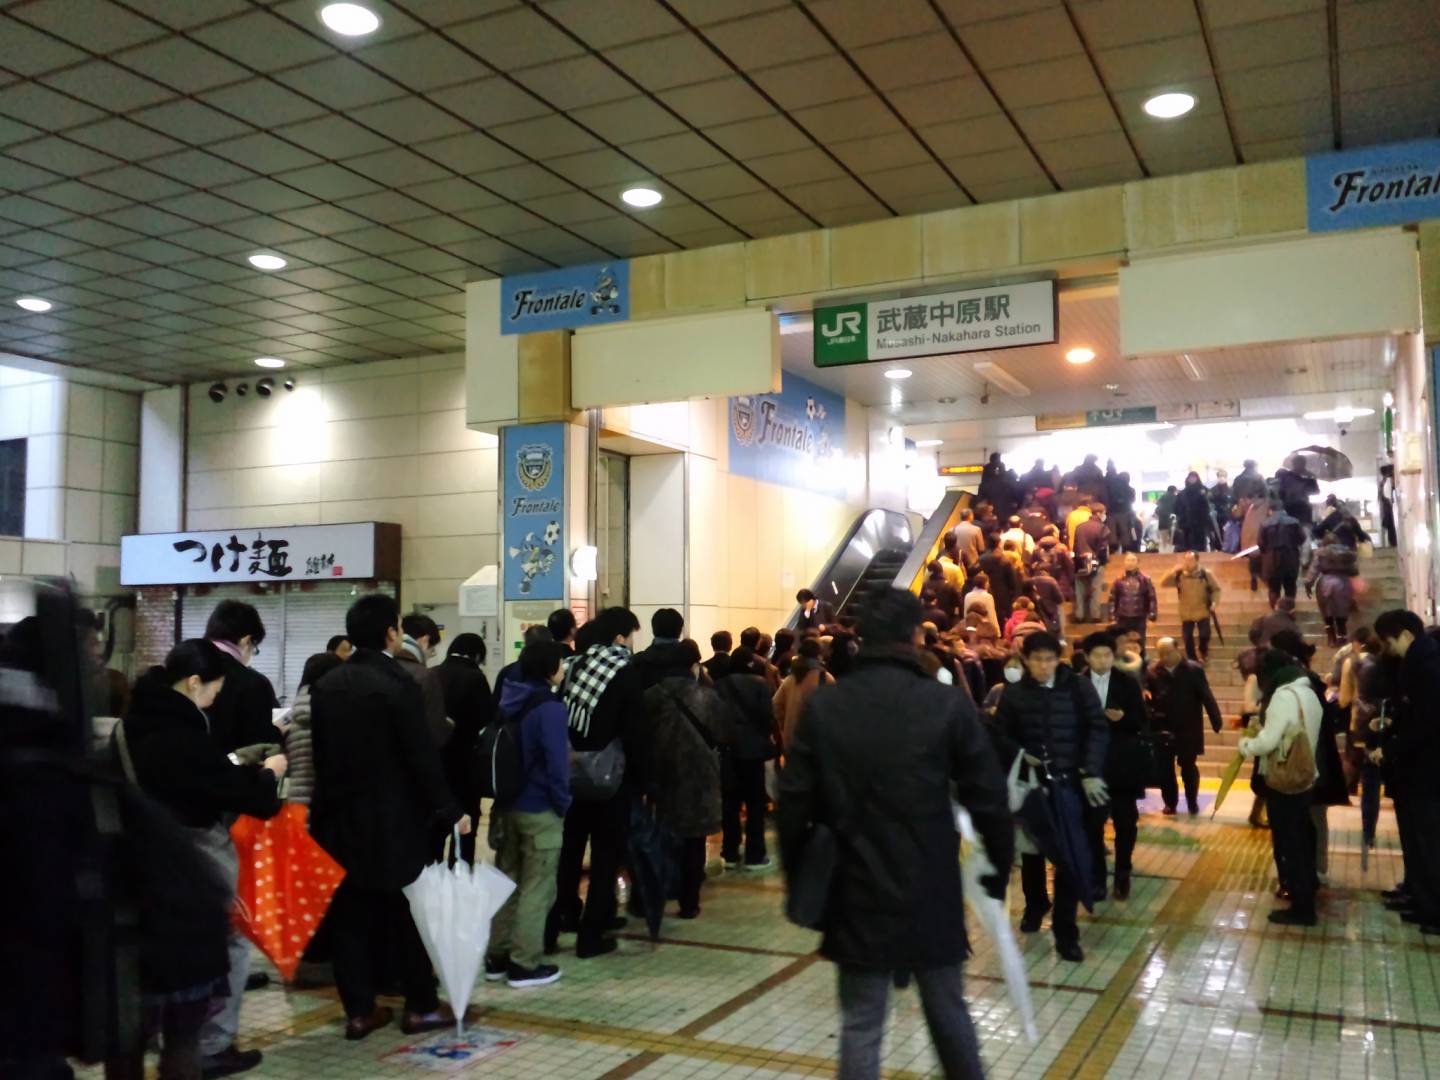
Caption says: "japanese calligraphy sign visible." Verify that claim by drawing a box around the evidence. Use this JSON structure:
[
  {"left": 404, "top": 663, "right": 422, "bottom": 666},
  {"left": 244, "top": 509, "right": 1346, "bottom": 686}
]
[
  {"left": 813, "top": 279, "right": 1056, "bottom": 368},
  {"left": 1306, "top": 138, "right": 1440, "bottom": 232},
  {"left": 121, "top": 523, "right": 392, "bottom": 586},
  {"left": 501, "top": 422, "right": 566, "bottom": 602}
]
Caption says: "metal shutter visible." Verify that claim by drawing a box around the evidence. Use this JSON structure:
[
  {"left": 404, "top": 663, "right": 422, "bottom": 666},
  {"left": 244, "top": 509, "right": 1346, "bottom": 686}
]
[
  {"left": 280, "top": 581, "right": 394, "bottom": 704},
  {"left": 180, "top": 586, "right": 285, "bottom": 696}
]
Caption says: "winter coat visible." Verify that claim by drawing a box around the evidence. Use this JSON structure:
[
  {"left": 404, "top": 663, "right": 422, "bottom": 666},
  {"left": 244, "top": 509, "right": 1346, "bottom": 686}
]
[
  {"left": 1304, "top": 673, "right": 1351, "bottom": 807},
  {"left": 773, "top": 664, "right": 833, "bottom": 749},
  {"left": 976, "top": 551, "right": 1021, "bottom": 620},
  {"left": 716, "top": 671, "right": 779, "bottom": 762},
  {"left": 285, "top": 684, "right": 316, "bottom": 804},
  {"left": 1065, "top": 505, "right": 1093, "bottom": 549},
  {"left": 777, "top": 648, "right": 1013, "bottom": 970},
  {"left": 1251, "top": 608, "right": 1299, "bottom": 647},
  {"left": 496, "top": 678, "right": 572, "bottom": 817},
  {"left": 1109, "top": 571, "right": 1157, "bottom": 621},
  {"left": 645, "top": 676, "right": 725, "bottom": 838},
  {"left": 309, "top": 649, "right": 461, "bottom": 890},
  {"left": 205, "top": 648, "right": 280, "bottom": 755},
  {"left": 1276, "top": 469, "right": 1320, "bottom": 523},
  {"left": 1174, "top": 483, "right": 1213, "bottom": 544},
  {"left": 1072, "top": 517, "right": 1110, "bottom": 572},
  {"left": 962, "top": 590, "right": 1000, "bottom": 637},
  {"left": 997, "top": 662, "right": 1109, "bottom": 776},
  {"left": 432, "top": 655, "right": 495, "bottom": 818},
  {"left": 1314, "top": 507, "right": 1369, "bottom": 549},
  {"left": 1259, "top": 510, "right": 1306, "bottom": 580},
  {"left": 1388, "top": 633, "right": 1440, "bottom": 785},
  {"left": 1155, "top": 492, "right": 1178, "bottom": 531},
  {"left": 1232, "top": 467, "right": 1268, "bottom": 503},
  {"left": 952, "top": 521, "right": 986, "bottom": 568},
  {"left": 1160, "top": 566, "right": 1221, "bottom": 623},
  {"left": 1241, "top": 675, "right": 1321, "bottom": 782},
  {"left": 1068, "top": 461, "right": 1107, "bottom": 501},
  {"left": 1090, "top": 667, "right": 1148, "bottom": 794},
  {"left": 120, "top": 679, "right": 282, "bottom": 831},
  {"left": 1027, "top": 572, "right": 1065, "bottom": 635},
  {"left": 1145, "top": 659, "right": 1223, "bottom": 756},
  {"left": 1020, "top": 508, "right": 1051, "bottom": 542},
  {"left": 394, "top": 643, "right": 453, "bottom": 746},
  {"left": 1306, "top": 543, "right": 1359, "bottom": 619},
  {"left": 1032, "top": 537, "right": 1075, "bottom": 599},
  {"left": 1210, "top": 482, "right": 1232, "bottom": 521}
]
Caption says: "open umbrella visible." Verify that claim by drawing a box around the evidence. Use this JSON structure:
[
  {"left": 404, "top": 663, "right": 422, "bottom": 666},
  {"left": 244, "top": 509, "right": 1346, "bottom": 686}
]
[
  {"left": 1209, "top": 750, "right": 1248, "bottom": 820},
  {"left": 1286, "top": 446, "right": 1353, "bottom": 481},
  {"left": 403, "top": 831, "right": 515, "bottom": 1035},
  {"left": 627, "top": 798, "right": 676, "bottom": 940}
]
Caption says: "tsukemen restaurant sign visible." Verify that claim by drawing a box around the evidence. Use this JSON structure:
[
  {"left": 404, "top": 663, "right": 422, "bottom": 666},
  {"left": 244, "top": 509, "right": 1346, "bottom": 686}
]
[
  {"left": 813, "top": 279, "right": 1056, "bottom": 368},
  {"left": 1306, "top": 138, "right": 1440, "bottom": 232},
  {"left": 120, "top": 522, "right": 400, "bottom": 586},
  {"left": 499, "top": 260, "right": 629, "bottom": 335}
]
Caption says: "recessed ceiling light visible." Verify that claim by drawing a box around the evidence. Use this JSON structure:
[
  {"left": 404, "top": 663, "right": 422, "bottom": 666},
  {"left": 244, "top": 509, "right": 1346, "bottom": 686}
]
[
  {"left": 320, "top": 3, "right": 380, "bottom": 35},
  {"left": 884, "top": 368, "right": 912, "bottom": 380},
  {"left": 1304, "top": 406, "right": 1375, "bottom": 422},
  {"left": 16, "top": 297, "right": 51, "bottom": 312},
  {"left": 916, "top": 439, "right": 944, "bottom": 447},
  {"left": 621, "top": 186, "right": 662, "bottom": 208},
  {"left": 254, "top": 357, "right": 286, "bottom": 369},
  {"left": 1104, "top": 383, "right": 1120, "bottom": 391},
  {"left": 247, "top": 253, "right": 287, "bottom": 270},
  {"left": 1143, "top": 91, "right": 1196, "bottom": 119},
  {"left": 1065, "top": 347, "right": 1095, "bottom": 364}
]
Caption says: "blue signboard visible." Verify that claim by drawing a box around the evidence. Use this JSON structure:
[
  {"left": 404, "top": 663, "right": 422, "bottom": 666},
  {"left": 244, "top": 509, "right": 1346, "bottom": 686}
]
[
  {"left": 728, "top": 372, "right": 848, "bottom": 500},
  {"left": 499, "top": 260, "right": 629, "bottom": 335},
  {"left": 501, "top": 422, "right": 566, "bottom": 601},
  {"left": 1307, "top": 138, "right": 1440, "bottom": 233}
]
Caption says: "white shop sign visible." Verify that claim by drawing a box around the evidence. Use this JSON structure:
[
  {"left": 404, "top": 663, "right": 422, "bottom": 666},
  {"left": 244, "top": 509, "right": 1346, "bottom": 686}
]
[{"left": 121, "top": 522, "right": 382, "bottom": 586}]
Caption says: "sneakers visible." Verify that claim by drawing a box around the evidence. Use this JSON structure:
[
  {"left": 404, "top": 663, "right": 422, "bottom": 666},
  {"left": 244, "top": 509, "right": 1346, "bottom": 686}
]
[
  {"left": 484, "top": 954, "right": 510, "bottom": 982},
  {"left": 507, "top": 963, "right": 562, "bottom": 989}
]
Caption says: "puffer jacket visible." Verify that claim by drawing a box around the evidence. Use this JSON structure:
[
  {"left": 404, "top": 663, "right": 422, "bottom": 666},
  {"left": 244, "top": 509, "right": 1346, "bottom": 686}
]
[
  {"left": 284, "top": 684, "right": 317, "bottom": 804},
  {"left": 645, "top": 675, "right": 725, "bottom": 838},
  {"left": 1109, "top": 571, "right": 1157, "bottom": 621},
  {"left": 996, "top": 662, "right": 1109, "bottom": 776}
]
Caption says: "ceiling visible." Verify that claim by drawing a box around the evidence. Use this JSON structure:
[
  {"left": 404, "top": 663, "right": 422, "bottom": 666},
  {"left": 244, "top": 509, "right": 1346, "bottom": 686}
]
[
  {"left": 0, "top": 0, "right": 1436, "bottom": 385},
  {"left": 783, "top": 293, "right": 1397, "bottom": 423}
]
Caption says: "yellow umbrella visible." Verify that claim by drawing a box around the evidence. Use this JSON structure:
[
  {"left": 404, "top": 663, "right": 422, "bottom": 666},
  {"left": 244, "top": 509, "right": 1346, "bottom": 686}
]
[{"left": 1210, "top": 749, "right": 1248, "bottom": 820}]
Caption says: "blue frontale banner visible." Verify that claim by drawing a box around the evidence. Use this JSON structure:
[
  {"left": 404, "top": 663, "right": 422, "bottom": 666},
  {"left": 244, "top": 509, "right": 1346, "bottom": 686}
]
[
  {"left": 1306, "top": 138, "right": 1440, "bottom": 233},
  {"left": 728, "top": 372, "right": 848, "bottom": 500},
  {"left": 499, "top": 261, "right": 629, "bottom": 335},
  {"left": 502, "top": 422, "right": 566, "bottom": 601}
]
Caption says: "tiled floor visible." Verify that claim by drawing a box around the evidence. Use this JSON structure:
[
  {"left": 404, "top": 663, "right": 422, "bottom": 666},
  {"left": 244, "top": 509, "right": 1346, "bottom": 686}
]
[{"left": 101, "top": 786, "right": 1438, "bottom": 1079}]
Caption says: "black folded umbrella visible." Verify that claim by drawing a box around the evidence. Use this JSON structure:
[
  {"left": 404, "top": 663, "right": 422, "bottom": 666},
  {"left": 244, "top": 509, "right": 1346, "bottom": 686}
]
[
  {"left": 627, "top": 799, "right": 676, "bottom": 940},
  {"left": 1015, "top": 773, "right": 1103, "bottom": 914}
]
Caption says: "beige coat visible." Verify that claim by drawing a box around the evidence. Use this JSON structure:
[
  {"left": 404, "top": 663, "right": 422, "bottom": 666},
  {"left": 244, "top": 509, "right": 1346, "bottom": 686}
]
[
  {"left": 773, "top": 666, "right": 834, "bottom": 749},
  {"left": 1160, "top": 566, "right": 1221, "bottom": 623}
]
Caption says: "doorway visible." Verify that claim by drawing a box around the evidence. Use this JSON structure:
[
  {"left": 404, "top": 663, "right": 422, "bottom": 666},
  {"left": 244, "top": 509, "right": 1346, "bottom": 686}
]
[{"left": 595, "top": 450, "right": 629, "bottom": 610}]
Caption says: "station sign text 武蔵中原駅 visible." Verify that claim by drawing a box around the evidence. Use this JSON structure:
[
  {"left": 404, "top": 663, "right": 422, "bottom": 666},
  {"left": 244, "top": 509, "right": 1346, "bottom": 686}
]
[
  {"left": 501, "top": 422, "right": 567, "bottom": 602},
  {"left": 120, "top": 522, "right": 388, "bottom": 586},
  {"left": 499, "top": 261, "right": 629, "bottom": 335},
  {"left": 813, "top": 279, "right": 1056, "bottom": 368},
  {"left": 1306, "top": 138, "right": 1440, "bottom": 233},
  {"left": 728, "top": 372, "right": 849, "bottom": 500}
]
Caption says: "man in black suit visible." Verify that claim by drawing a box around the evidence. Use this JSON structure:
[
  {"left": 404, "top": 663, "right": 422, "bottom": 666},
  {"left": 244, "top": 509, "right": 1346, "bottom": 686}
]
[
  {"left": 204, "top": 599, "right": 279, "bottom": 754},
  {"left": 310, "top": 595, "right": 471, "bottom": 1041},
  {"left": 795, "top": 589, "right": 833, "bottom": 632},
  {"left": 1080, "top": 632, "right": 1148, "bottom": 900},
  {"left": 1146, "top": 637, "right": 1223, "bottom": 815},
  {"left": 703, "top": 630, "right": 733, "bottom": 683}
]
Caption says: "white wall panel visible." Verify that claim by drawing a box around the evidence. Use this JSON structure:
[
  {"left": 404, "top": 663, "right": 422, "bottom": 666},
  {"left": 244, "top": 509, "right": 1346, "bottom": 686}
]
[{"left": 630, "top": 454, "right": 687, "bottom": 616}]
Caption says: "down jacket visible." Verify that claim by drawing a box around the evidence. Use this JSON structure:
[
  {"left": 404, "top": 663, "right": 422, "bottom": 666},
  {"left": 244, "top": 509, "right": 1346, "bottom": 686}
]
[
  {"left": 996, "top": 662, "right": 1109, "bottom": 777},
  {"left": 645, "top": 675, "right": 726, "bottom": 839}
]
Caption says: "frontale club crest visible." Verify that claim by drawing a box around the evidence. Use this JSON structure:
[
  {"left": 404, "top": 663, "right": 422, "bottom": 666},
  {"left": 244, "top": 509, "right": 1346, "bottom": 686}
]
[
  {"left": 517, "top": 443, "right": 553, "bottom": 491},
  {"left": 731, "top": 396, "right": 756, "bottom": 447}
]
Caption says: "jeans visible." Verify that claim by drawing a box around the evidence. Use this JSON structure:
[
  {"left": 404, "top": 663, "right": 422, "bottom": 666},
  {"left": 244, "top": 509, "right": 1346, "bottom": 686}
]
[
  {"left": 1021, "top": 853, "right": 1080, "bottom": 945},
  {"left": 329, "top": 880, "right": 439, "bottom": 1019},
  {"left": 1359, "top": 761, "right": 1383, "bottom": 846},
  {"left": 1160, "top": 749, "right": 1200, "bottom": 812},
  {"left": 1267, "top": 789, "right": 1317, "bottom": 916},
  {"left": 490, "top": 809, "right": 564, "bottom": 970},
  {"left": 191, "top": 823, "right": 247, "bottom": 1058},
  {"left": 554, "top": 793, "right": 629, "bottom": 944},
  {"left": 722, "top": 758, "right": 769, "bottom": 865},
  {"left": 1073, "top": 574, "right": 1101, "bottom": 622},
  {"left": 837, "top": 965, "right": 985, "bottom": 1080},
  {"left": 1181, "top": 619, "right": 1211, "bottom": 662}
]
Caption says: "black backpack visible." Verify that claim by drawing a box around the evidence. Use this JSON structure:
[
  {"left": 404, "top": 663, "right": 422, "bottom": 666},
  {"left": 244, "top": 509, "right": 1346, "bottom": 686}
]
[{"left": 474, "top": 703, "right": 531, "bottom": 807}]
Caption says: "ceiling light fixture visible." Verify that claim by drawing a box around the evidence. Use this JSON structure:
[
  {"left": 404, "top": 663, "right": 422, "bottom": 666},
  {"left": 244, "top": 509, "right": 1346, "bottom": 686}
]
[
  {"left": 884, "top": 368, "right": 912, "bottom": 380},
  {"left": 1104, "top": 383, "right": 1120, "bottom": 392},
  {"left": 1177, "top": 353, "right": 1207, "bottom": 382},
  {"left": 916, "top": 439, "right": 944, "bottom": 447},
  {"left": 621, "top": 186, "right": 662, "bottom": 208},
  {"left": 1144, "top": 91, "right": 1196, "bottom": 119},
  {"left": 16, "top": 297, "right": 52, "bottom": 312},
  {"left": 320, "top": 3, "right": 380, "bottom": 35},
  {"left": 1303, "top": 406, "right": 1375, "bottom": 422},
  {"left": 1383, "top": 391, "right": 1395, "bottom": 408},
  {"left": 247, "top": 252, "right": 287, "bottom": 271},
  {"left": 972, "top": 361, "right": 1030, "bottom": 397},
  {"left": 1065, "top": 347, "right": 1095, "bottom": 365},
  {"left": 254, "top": 357, "right": 285, "bottom": 369}
]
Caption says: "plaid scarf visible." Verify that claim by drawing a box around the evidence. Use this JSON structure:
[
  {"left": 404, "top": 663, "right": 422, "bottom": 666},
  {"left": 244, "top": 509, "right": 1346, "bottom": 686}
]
[{"left": 565, "top": 643, "right": 632, "bottom": 737}]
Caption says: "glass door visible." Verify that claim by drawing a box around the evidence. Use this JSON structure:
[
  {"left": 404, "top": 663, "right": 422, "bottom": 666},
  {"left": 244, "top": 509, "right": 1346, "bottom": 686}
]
[{"left": 595, "top": 450, "right": 629, "bottom": 610}]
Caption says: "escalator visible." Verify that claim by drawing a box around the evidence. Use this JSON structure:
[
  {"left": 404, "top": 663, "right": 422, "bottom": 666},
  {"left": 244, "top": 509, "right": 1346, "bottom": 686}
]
[{"left": 788, "top": 491, "right": 971, "bottom": 627}]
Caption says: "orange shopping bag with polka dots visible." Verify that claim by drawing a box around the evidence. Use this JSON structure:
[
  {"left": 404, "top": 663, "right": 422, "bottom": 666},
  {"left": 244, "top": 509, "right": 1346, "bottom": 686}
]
[{"left": 230, "top": 803, "right": 345, "bottom": 982}]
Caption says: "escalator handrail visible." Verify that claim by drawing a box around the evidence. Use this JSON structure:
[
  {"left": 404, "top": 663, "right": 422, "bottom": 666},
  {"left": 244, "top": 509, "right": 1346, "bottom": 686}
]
[
  {"left": 786, "top": 507, "right": 913, "bottom": 629},
  {"left": 893, "top": 490, "right": 970, "bottom": 595}
]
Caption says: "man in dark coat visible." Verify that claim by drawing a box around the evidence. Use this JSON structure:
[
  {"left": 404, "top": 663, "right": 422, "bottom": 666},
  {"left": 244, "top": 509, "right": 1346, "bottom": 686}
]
[
  {"left": 310, "top": 594, "right": 469, "bottom": 1041},
  {"left": 396, "top": 613, "right": 452, "bottom": 745},
  {"left": 1108, "top": 553, "right": 1157, "bottom": 653},
  {"left": 1251, "top": 596, "right": 1299, "bottom": 647},
  {"left": 778, "top": 589, "right": 1012, "bottom": 1078},
  {"left": 716, "top": 648, "right": 778, "bottom": 871},
  {"left": 703, "top": 630, "right": 733, "bottom": 684},
  {"left": 1145, "top": 637, "right": 1223, "bottom": 816},
  {"left": 1259, "top": 500, "right": 1306, "bottom": 608},
  {"left": 1067, "top": 454, "right": 1108, "bottom": 502},
  {"left": 431, "top": 633, "right": 494, "bottom": 862},
  {"left": 998, "top": 632, "right": 1109, "bottom": 962},
  {"left": 1276, "top": 462, "right": 1320, "bottom": 524},
  {"left": 203, "top": 599, "right": 280, "bottom": 754},
  {"left": 1232, "top": 459, "right": 1267, "bottom": 503},
  {"left": 976, "top": 533, "right": 1021, "bottom": 622},
  {"left": 978, "top": 452, "right": 1020, "bottom": 521},
  {"left": 1072, "top": 506, "right": 1111, "bottom": 623},
  {"left": 1082, "top": 632, "right": 1148, "bottom": 900}
]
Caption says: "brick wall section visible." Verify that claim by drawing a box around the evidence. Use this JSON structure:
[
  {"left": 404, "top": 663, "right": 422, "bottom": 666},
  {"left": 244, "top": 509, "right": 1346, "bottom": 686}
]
[{"left": 134, "top": 586, "right": 176, "bottom": 671}]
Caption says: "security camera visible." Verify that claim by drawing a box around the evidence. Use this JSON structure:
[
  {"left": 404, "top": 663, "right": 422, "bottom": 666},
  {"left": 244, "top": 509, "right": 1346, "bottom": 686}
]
[
  {"left": 256, "top": 377, "right": 275, "bottom": 397},
  {"left": 235, "top": 382, "right": 249, "bottom": 397},
  {"left": 208, "top": 382, "right": 227, "bottom": 403}
]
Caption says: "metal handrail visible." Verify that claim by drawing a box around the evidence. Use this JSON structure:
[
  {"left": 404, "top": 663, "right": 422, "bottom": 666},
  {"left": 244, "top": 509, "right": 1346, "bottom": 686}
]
[
  {"left": 894, "top": 490, "right": 971, "bottom": 595},
  {"left": 785, "top": 507, "right": 914, "bottom": 628}
]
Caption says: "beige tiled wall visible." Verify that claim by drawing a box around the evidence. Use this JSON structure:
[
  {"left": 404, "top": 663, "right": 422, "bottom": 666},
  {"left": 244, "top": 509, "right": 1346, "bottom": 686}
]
[
  {"left": 0, "top": 365, "right": 140, "bottom": 597},
  {"left": 185, "top": 352, "right": 496, "bottom": 607}
]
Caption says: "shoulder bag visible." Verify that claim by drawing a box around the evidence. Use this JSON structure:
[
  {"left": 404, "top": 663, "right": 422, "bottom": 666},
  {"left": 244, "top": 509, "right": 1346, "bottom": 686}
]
[
  {"left": 1264, "top": 688, "right": 1316, "bottom": 795},
  {"left": 570, "top": 739, "right": 626, "bottom": 802}
]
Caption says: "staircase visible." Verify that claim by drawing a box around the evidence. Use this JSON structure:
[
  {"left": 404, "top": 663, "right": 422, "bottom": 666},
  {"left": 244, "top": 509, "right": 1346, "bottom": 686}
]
[{"left": 1068, "top": 548, "right": 1405, "bottom": 778}]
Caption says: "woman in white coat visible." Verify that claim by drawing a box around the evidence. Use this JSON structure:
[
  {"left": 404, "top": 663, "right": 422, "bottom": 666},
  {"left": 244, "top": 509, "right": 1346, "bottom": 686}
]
[{"left": 1240, "top": 648, "right": 1324, "bottom": 926}]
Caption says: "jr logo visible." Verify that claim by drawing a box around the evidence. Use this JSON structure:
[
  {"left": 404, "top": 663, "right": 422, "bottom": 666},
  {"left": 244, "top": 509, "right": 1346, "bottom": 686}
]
[{"left": 821, "top": 311, "right": 861, "bottom": 339}]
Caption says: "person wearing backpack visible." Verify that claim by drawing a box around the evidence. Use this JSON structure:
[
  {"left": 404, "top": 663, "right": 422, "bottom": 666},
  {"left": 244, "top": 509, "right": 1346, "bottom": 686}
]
[
  {"left": 485, "top": 640, "right": 572, "bottom": 989},
  {"left": 1240, "top": 648, "right": 1323, "bottom": 926},
  {"left": 1160, "top": 552, "right": 1222, "bottom": 664}
]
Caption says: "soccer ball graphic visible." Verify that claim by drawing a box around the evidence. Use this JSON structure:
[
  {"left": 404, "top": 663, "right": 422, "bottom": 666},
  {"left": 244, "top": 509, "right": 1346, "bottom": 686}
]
[
  {"left": 543, "top": 520, "right": 560, "bottom": 545},
  {"left": 805, "top": 397, "right": 817, "bottom": 420}
]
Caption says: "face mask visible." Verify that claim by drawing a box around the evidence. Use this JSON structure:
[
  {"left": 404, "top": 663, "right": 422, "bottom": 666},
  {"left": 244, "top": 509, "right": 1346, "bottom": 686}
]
[{"left": 1004, "top": 667, "right": 1023, "bottom": 684}]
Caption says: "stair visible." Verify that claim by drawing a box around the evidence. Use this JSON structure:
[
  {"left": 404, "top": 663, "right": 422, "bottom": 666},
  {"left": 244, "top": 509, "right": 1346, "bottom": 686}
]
[
  {"left": 842, "top": 549, "right": 910, "bottom": 618},
  {"left": 1066, "top": 548, "right": 1405, "bottom": 779}
]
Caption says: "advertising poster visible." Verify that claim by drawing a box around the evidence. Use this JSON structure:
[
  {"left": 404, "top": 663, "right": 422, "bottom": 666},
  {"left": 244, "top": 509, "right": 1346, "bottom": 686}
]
[
  {"left": 728, "top": 372, "right": 848, "bottom": 500},
  {"left": 1306, "top": 138, "right": 1440, "bottom": 233},
  {"left": 501, "top": 422, "right": 566, "bottom": 602},
  {"left": 499, "top": 261, "right": 629, "bottom": 334}
]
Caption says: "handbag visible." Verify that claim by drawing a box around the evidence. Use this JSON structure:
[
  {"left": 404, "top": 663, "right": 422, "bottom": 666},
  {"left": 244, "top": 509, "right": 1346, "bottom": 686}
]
[
  {"left": 785, "top": 759, "right": 868, "bottom": 932},
  {"left": 570, "top": 738, "right": 626, "bottom": 802},
  {"left": 1264, "top": 689, "right": 1317, "bottom": 795}
]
